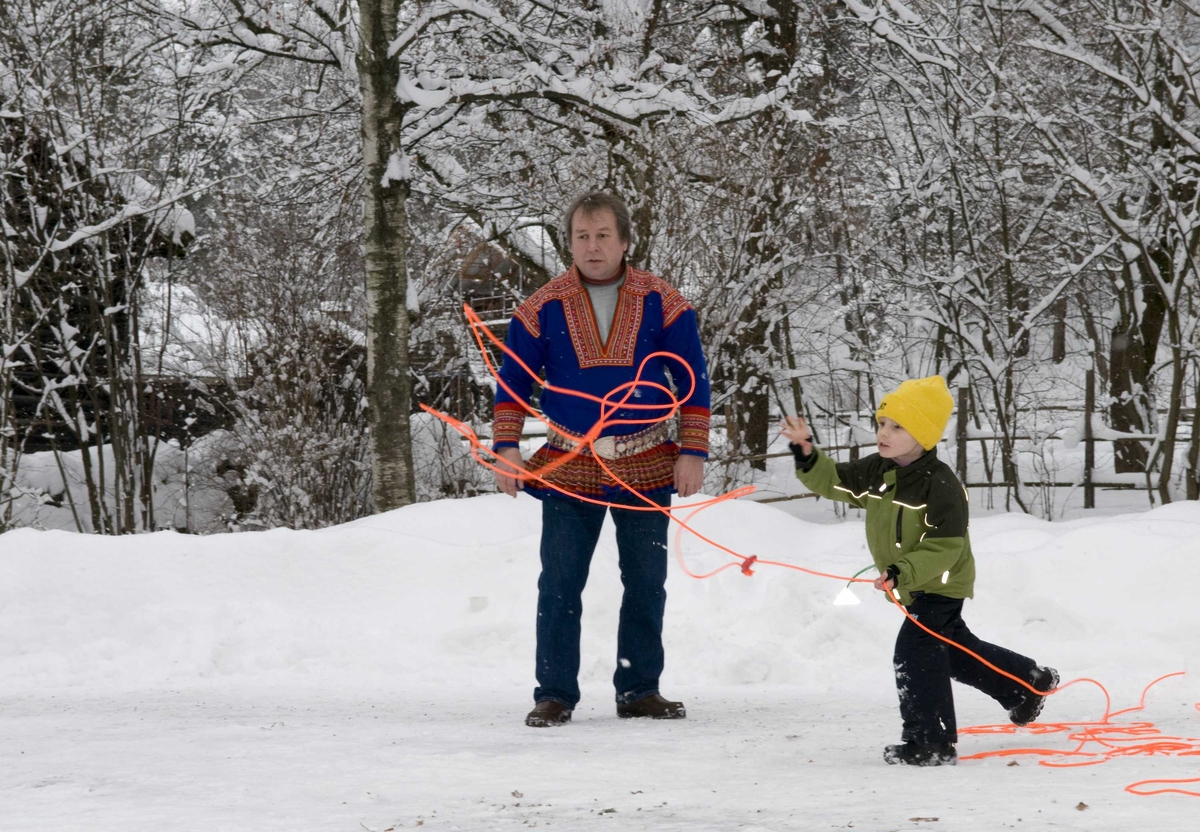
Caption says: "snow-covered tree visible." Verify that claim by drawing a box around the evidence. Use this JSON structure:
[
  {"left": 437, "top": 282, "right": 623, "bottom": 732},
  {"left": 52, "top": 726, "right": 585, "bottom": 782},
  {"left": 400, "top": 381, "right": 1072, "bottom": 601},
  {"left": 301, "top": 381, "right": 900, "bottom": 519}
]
[{"left": 1, "top": 0, "right": 211, "bottom": 531}]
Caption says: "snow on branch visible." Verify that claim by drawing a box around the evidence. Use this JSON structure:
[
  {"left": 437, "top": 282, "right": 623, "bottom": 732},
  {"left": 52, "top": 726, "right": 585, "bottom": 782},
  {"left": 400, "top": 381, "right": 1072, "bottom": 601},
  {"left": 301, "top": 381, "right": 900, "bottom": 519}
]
[
  {"left": 390, "top": 0, "right": 821, "bottom": 129},
  {"left": 1029, "top": 38, "right": 1200, "bottom": 158},
  {"left": 840, "top": 0, "right": 958, "bottom": 70}
]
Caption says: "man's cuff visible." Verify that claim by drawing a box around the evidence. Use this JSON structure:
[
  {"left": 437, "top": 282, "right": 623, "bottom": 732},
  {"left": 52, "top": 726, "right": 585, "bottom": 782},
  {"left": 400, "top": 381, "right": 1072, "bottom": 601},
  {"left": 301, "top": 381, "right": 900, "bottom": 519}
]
[
  {"left": 492, "top": 402, "right": 526, "bottom": 449},
  {"left": 679, "top": 406, "right": 710, "bottom": 457},
  {"left": 886, "top": 565, "right": 900, "bottom": 588}
]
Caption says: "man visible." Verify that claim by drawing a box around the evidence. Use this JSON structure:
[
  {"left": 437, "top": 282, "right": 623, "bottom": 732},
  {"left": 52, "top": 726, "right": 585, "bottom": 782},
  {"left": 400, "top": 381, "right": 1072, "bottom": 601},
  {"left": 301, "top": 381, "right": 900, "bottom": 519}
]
[{"left": 491, "top": 191, "right": 711, "bottom": 727}]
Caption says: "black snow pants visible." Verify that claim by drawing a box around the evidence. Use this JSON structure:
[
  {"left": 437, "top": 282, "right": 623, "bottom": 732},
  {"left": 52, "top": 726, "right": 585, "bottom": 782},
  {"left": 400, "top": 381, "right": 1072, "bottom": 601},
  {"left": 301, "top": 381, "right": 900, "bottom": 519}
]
[{"left": 894, "top": 593, "right": 1038, "bottom": 744}]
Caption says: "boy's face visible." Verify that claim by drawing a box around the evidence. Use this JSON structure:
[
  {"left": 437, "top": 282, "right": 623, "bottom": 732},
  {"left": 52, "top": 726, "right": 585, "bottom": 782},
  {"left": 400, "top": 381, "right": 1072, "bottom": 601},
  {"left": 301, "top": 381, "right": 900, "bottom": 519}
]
[{"left": 876, "top": 416, "right": 924, "bottom": 462}]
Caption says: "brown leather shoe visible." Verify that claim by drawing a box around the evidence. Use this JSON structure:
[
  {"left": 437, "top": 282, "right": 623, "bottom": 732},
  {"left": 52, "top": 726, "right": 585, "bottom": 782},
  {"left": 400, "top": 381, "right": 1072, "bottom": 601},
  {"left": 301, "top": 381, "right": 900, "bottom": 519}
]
[
  {"left": 616, "top": 693, "right": 686, "bottom": 719},
  {"left": 525, "top": 700, "right": 572, "bottom": 727}
]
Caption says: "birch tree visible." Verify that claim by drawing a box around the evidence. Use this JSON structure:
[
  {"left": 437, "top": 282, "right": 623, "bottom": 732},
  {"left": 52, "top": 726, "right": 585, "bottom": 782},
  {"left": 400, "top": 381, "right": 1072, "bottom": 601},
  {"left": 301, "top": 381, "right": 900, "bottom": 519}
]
[
  {"left": 359, "top": 0, "right": 417, "bottom": 509},
  {"left": 160, "top": 0, "right": 420, "bottom": 510}
]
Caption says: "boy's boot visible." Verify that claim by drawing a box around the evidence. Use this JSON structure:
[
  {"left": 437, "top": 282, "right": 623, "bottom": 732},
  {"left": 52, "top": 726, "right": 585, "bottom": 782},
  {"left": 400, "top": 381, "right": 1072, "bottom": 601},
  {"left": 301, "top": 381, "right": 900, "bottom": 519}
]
[
  {"left": 883, "top": 741, "right": 958, "bottom": 767},
  {"left": 525, "top": 700, "right": 572, "bottom": 727},
  {"left": 1008, "top": 666, "right": 1060, "bottom": 727}
]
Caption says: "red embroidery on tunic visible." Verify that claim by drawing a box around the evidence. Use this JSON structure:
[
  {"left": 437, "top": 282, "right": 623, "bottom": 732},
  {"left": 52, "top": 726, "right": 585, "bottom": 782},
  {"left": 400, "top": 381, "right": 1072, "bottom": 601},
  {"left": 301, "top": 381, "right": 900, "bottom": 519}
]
[
  {"left": 679, "top": 405, "right": 711, "bottom": 455},
  {"left": 513, "top": 272, "right": 579, "bottom": 339},
  {"left": 566, "top": 273, "right": 641, "bottom": 367},
  {"left": 511, "top": 266, "right": 692, "bottom": 370},
  {"left": 527, "top": 441, "right": 678, "bottom": 497},
  {"left": 648, "top": 276, "right": 691, "bottom": 328},
  {"left": 492, "top": 402, "right": 527, "bottom": 447}
]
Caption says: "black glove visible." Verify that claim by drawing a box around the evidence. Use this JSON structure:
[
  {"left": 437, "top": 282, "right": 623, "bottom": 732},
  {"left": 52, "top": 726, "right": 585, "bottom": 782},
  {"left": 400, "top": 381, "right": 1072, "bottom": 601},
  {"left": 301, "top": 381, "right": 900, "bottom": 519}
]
[{"left": 789, "top": 442, "right": 816, "bottom": 471}]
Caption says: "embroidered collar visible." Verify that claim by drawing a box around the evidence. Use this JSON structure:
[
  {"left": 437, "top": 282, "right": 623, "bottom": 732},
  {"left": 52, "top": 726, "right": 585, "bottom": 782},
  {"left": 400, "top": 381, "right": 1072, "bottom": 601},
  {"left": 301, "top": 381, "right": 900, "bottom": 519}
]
[
  {"left": 512, "top": 265, "right": 693, "bottom": 367},
  {"left": 561, "top": 264, "right": 642, "bottom": 367}
]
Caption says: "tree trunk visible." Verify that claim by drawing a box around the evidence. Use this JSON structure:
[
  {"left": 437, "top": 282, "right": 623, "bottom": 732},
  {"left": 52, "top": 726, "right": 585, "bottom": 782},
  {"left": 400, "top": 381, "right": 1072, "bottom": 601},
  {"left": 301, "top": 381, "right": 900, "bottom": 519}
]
[
  {"left": 1186, "top": 360, "right": 1200, "bottom": 501},
  {"left": 1108, "top": 269, "right": 1148, "bottom": 474},
  {"left": 1153, "top": 320, "right": 1184, "bottom": 505},
  {"left": 358, "top": 0, "right": 416, "bottom": 510},
  {"left": 1050, "top": 297, "right": 1067, "bottom": 364}
]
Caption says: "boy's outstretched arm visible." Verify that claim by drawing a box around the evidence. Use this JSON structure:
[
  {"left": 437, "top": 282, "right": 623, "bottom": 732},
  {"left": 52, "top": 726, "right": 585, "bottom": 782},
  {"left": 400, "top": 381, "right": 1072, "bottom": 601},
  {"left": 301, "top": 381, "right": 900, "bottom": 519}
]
[{"left": 781, "top": 416, "right": 877, "bottom": 509}]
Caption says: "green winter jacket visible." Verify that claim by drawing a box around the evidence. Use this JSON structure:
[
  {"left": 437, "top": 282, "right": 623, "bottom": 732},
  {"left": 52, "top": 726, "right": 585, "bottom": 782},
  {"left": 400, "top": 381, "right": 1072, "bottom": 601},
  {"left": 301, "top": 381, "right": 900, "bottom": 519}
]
[{"left": 794, "top": 446, "right": 975, "bottom": 606}]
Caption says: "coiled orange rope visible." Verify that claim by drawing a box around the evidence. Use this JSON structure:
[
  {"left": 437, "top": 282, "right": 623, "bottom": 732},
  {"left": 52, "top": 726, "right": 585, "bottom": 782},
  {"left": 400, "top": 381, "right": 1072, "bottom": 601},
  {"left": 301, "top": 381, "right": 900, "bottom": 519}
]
[{"left": 424, "top": 304, "right": 1200, "bottom": 796}]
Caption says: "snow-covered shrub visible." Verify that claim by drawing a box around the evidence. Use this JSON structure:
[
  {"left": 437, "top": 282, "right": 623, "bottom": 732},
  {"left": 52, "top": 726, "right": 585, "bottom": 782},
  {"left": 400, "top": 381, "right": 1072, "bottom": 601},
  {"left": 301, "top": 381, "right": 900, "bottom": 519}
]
[
  {"left": 200, "top": 328, "right": 372, "bottom": 530},
  {"left": 410, "top": 412, "right": 492, "bottom": 501}
]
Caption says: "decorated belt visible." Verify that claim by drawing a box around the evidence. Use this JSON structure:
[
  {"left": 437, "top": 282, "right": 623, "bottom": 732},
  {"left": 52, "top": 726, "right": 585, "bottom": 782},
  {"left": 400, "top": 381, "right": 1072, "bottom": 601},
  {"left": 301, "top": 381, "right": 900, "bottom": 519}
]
[{"left": 545, "top": 421, "right": 671, "bottom": 460}]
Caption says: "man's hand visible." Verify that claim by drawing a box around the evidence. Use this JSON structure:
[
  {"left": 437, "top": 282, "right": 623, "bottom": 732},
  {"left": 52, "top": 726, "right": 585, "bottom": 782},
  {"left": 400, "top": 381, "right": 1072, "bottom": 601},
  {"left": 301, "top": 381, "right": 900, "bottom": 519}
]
[
  {"left": 675, "top": 453, "right": 704, "bottom": 498},
  {"left": 493, "top": 447, "right": 525, "bottom": 498},
  {"left": 780, "top": 415, "right": 813, "bottom": 455},
  {"left": 873, "top": 573, "right": 895, "bottom": 592}
]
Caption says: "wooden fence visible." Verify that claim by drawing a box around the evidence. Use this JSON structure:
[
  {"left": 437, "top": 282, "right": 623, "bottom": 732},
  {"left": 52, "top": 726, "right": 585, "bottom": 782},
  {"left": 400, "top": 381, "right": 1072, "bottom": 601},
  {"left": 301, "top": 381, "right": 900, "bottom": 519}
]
[{"left": 724, "top": 370, "right": 1192, "bottom": 507}]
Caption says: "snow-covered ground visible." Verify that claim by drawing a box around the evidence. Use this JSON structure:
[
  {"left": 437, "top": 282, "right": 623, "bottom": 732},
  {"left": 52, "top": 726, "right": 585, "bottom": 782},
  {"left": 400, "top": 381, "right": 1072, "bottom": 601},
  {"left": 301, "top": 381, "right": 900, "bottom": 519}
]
[{"left": 3, "top": 494, "right": 1200, "bottom": 830}]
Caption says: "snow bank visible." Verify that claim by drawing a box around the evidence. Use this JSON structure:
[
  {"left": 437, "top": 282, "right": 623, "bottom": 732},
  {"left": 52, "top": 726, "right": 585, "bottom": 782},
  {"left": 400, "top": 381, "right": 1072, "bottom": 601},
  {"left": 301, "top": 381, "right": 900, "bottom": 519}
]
[{"left": 3, "top": 496, "right": 1199, "bottom": 709}]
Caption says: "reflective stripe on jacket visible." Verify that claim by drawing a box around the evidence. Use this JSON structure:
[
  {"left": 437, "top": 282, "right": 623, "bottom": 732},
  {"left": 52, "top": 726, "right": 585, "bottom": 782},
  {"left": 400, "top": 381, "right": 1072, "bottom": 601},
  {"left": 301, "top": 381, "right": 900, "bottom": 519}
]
[{"left": 795, "top": 447, "right": 975, "bottom": 605}]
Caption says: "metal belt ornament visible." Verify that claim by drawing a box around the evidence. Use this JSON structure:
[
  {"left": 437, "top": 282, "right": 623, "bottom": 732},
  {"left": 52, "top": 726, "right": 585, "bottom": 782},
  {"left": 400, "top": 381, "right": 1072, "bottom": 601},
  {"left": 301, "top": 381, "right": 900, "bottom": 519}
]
[{"left": 546, "top": 420, "right": 670, "bottom": 459}]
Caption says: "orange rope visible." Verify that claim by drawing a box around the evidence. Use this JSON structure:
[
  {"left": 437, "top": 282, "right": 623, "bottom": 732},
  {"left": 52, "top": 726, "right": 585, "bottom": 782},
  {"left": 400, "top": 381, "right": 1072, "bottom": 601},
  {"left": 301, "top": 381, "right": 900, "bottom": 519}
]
[
  {"left": 1126, "top": 777, "right": 1200, "bottom": 797},
  {"left": 425, "top": 304, "right": 1200, "bottom": 797},
  {"left": 955, "top": 671, "right": 1200, "bottom": 779}
]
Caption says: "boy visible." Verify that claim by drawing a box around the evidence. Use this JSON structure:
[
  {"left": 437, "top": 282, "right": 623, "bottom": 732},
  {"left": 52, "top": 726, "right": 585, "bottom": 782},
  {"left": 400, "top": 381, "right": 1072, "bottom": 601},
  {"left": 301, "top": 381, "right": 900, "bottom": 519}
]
[{"left": 781, "top": 376, "right": 1057, "bottom": 766}]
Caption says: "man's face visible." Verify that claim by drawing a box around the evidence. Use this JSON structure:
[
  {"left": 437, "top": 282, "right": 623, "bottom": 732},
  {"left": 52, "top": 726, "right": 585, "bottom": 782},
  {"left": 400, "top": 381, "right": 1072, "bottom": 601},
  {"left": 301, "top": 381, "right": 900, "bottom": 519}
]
[{"left": 570, "top": 207, "right": 628, "bottom": 282}]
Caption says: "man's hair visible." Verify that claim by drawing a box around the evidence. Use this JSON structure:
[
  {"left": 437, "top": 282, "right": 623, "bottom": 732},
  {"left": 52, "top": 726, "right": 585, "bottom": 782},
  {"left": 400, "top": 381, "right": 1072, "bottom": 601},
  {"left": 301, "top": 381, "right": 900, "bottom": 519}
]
[{"left": 563, "top": 191, "right": 633, "bottom": 245}]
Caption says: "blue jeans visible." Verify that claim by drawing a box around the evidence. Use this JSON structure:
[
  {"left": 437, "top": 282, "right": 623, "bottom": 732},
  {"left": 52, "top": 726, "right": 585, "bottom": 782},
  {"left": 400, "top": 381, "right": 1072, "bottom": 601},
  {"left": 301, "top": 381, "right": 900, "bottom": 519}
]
[{"left": 534, "top": 491, "right": 671, "bottom": 708}]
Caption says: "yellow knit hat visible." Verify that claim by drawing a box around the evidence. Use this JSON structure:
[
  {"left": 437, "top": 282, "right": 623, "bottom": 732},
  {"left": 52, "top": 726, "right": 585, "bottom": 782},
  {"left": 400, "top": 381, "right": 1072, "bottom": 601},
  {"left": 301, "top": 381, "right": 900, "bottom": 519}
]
[{"left": 875, "top": 376, "right": 954, "bottom": 450}]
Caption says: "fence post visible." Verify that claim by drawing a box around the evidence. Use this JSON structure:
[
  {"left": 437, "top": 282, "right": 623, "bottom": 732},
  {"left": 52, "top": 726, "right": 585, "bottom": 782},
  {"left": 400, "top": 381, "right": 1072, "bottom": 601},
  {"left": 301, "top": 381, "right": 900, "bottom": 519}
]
[
  {"left": 849, "top": 376, "right": 861, "bottom": 463},
  {"left": 1084, "top": 366, "right": 1095, "bottom": 509},
  {"left": 957, "top": 385, "right": 969, "bottom": 485}
]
